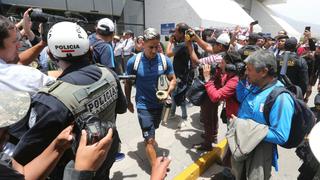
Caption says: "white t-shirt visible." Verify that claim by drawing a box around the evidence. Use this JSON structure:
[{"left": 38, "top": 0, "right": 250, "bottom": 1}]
[{"left": 0, "top": 59, "right": 55, "bottom": 95}]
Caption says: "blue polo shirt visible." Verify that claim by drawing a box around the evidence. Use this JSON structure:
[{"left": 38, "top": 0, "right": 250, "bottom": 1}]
[
  {"left": 236, "top": 80, "right": 294, "bottom": 171},
  {"left": 127, "top": 53, "right": 174, "bottom": 109}
]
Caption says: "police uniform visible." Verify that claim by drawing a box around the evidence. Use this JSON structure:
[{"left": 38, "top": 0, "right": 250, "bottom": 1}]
[
  {"left": 237, "top": 44, "right": 261, "bottom": 61},
  {"left": 277, "top": 52, "right": 309, "bottom": 95},
  {"left": 11, "top": 61, "right": 127, "bottom": 180}
]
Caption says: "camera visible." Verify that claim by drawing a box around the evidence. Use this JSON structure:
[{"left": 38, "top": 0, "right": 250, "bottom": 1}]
[
  {"left": 225, "top": 62, "right": 246, "bottom": 77},
  {"left": 250, "top": 20, "right": 259, "bottom": 26},
  {"left": 198, "top": 63, "right": 217, "bottom": 80},
  {"left": 72, "top": 113, "right": 114, "bottom": 153},
  {"left": 28, "top": 9, "right": 86, "bottom": 42},
  {"left": 185, "top": 29, "right": 195, "bottom": 41},
  {"left": 165, "top": 29, "right": 175, "bottom": 41}
]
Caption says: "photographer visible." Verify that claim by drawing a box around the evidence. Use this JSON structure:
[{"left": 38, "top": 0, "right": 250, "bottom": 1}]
[
  {"left": 11, "top": 22, "right": 127, "bottom": 180},
  {"left": 202, "top": 51, "right": 241, "bottom": 121},
  {"left": 186, "top": 31, "right": 231, "bottom": 151}
]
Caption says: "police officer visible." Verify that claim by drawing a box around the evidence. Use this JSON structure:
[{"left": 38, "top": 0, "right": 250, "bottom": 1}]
[
  {"left": 237, "top": 33, "right": 262, "bottom": 60},
  {"left": 11, "top": 22, "right": 127, "bottom": 180},
  {"left": 277, "top": 37, "right": 309, "bottom": 96}
]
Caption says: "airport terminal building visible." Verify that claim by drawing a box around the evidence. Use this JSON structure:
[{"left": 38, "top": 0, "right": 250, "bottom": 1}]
[{"left": 0, "top": 0, "right": 314, "bottom": 39}]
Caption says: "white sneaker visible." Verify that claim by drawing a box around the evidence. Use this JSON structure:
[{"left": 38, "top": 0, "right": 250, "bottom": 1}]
[{"left": 177, "top": 119, "right": 187, "bottom": 128}]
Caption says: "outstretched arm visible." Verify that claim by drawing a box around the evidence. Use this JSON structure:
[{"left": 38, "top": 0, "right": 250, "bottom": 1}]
[
  {"left": 18, "top": 40, "right": 46, "bottom": 65},
  {"left": 12, "top": 125, "right": 73, "bottom": 180}
]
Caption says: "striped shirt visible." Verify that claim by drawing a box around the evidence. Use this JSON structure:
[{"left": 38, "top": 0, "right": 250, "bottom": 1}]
[{"left": 199, "top": 54, "right": 223, "bottom": 64}]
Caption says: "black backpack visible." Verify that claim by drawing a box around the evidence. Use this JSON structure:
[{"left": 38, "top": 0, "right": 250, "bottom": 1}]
[{"left": 263, "top": 87, "right": 315, "bottom": 149}]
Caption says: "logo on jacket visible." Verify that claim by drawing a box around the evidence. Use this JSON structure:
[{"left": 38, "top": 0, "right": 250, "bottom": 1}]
[
  {"left": 55, "top": 44, "right": 80, "bottom": 53},
  {"left": 86, "top": 86, "right": 118, "bottom": 114}
]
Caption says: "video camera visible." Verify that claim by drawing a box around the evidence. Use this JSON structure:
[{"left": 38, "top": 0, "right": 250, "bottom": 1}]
[
  {"left": 29, "top": 9, "right": 87, "bottom": 41},
  {"left": 185, "top": 29, "right": 195, "bottom": 41},
  {"left": 225, "top": 62, "right": 246, "bottom": 77},
  {"left": 198, "top": 62, "right": 218, "bottom": 80},
  {"left": 72, "top": 113, "right": 115, "bottom": 153}
]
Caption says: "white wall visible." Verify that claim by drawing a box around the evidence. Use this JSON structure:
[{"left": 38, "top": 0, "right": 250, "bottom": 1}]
[
  {"left": 145, "top": 0, "right": 201, "bottom": 40},
  {"left": 250, "top": 0, "right": 300, "bottom": 38},
  {"left": 250, "top": 0, "right": 283, "bottom": 36}
]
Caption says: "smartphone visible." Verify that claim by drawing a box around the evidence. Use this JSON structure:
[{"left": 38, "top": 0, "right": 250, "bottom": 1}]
[
  {"left": 250, "top": 20, "right": 259, "bottom": 26},
  {"left": 305, "top": 26, "right": 311, "bottom": 32},
  {"left": 309, "top": 38, "right": 316, "bottom": 51}
]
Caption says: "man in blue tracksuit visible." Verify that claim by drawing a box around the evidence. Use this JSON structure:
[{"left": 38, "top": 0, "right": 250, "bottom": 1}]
[{"left": 235, "top": 50, "right": 294, "bottom": 177}]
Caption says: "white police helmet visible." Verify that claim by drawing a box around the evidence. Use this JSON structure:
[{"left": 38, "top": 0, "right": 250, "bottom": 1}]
[{"left": 47, "top": 22, "right": 89, "bottom": 59}]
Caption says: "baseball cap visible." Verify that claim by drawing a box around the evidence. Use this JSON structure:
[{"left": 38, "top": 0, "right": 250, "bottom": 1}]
[
  {"left": 249, "top": 33, "right": 263, "bottom": 42},
  {"left": 216, "top": 33, "right": 230, "bottom": 46},
  {"left": 113, "top": 35, "right": 120, "bottom": 40},
  {"left": 285, "top": 37, "right": 298, "bottom": 50},
  {"left": 97, "top": 18, "right": 114, "bottom": 33},
  {"left": 237, "top": 34, "right": 247, "bottom": 41},
  {"left": 0, "top": 91, "right": 30, "bottom": 128},
  {"left": 124, "top": 30, "right": 133, "bottom": 35},
  {"left": 309, "top": 122, "right": 320, "bottom": 163},
  {"left": 275, "top": 34, "right": 289, "bottom": 40}
]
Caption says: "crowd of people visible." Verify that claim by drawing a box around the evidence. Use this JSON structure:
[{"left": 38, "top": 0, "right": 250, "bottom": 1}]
[{"left": 0, "top": 7, "right": 320, "bottom": 180}]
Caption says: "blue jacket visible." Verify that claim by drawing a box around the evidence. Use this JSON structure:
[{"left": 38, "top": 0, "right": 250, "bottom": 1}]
[{"left": 236, "top": 79, "right": 294, "bottom": 171}]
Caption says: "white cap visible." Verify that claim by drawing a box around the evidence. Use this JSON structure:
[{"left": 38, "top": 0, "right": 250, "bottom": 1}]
[
  {"left": 97, "top": 18, "right": 114, "bottom": 32},
  {"left": 237, "top": 34, "right": 247, "bottom": 41},
  {"left": 252, "top": 24, "right": 262, "bottom": 33},
  {"left": 216, "top": 33, "right": 230, "bottom": 46},
  {"left": 309, "top": 122, "right": 320, "bottom": 163}
]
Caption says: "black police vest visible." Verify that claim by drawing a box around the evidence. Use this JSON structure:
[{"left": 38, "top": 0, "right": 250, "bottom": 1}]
[{"left": 276, "top": 52, "right": 301, "bottom": 85}]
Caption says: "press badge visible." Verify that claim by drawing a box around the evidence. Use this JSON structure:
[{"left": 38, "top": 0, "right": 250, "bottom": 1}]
[
  {"left": 259, "top": 103, "right": 264, "bottom": 112},
  {"left": 158, "top": 65, "right": 163, "bottom": 71}
]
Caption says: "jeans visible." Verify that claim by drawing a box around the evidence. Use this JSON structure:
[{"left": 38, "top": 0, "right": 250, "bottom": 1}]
[{"left": 171, "top": 99, "right": 187, "bottom": 120}]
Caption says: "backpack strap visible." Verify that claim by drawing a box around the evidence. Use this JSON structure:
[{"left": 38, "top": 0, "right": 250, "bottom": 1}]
[
  {"left": 39, "top": 67, "right": 116, "bottom": 116},
  {"left": 90, "top": 40, "right": 105, "bottom": 64},
  {"left": 132, "top": 52, "right": 167, "bottom": 75},
  {"left": 91, "top": 40, "right": 115, "bottom": 67},
  {"left": 263, "top": 87, "right": 291, "bottom": 125},
  {"left": 133, "top": 52, "right": 142, "bottom": 75},
  {"left": 159, "top": 53, "right": 167, "bottom": 71}
]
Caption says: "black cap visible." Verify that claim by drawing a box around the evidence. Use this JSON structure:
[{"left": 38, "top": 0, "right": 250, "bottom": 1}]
[
  {"left": 285, "top": 37, "right": 298, "bottom": 51},
  {"left": 249, "top": 33, "right": 263, "bottom": 41},
  {"left": 275, "top": 34, "right": 289, "bottom": 40},
  {"left": 124, "top": 30, "right": 134, "bottom": 35},
  {"left": 222, "top": 50, "right": 242, "bottom": 63}
]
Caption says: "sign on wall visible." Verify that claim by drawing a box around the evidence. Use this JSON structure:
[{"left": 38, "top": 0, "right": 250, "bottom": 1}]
[{"left": 161, "top": 23, "right": 175, "bottom": 35}]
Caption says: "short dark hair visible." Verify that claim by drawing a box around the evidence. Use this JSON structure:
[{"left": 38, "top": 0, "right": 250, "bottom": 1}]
[
  {"left": 0, "top": 16, "right": 15, "bottom": 49},
  {"left": 245, "top": 50, "right": 277, "bottom": 77},
  {"left": 176, "top": 23, "right": 190, "bottom": 34}
]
